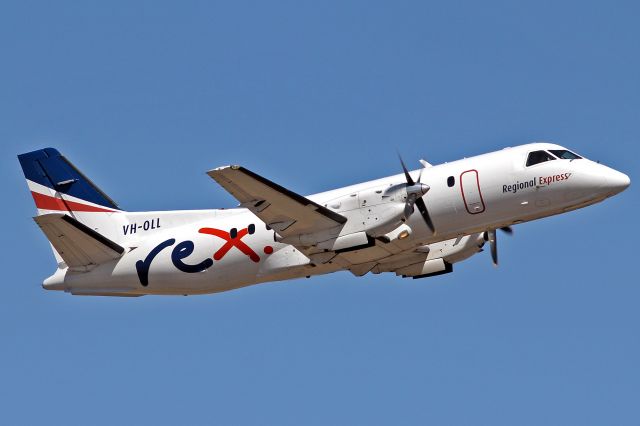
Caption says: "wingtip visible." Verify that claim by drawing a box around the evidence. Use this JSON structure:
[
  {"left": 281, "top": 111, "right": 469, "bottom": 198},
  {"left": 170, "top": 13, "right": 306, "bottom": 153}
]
[{"left": 207, "top": 165, "right": 236, "bottom": 175}]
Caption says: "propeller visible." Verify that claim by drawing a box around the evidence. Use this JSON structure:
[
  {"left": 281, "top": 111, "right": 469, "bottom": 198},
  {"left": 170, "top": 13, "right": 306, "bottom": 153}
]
[
  {"left": 398, "top": 155, "right": 435, "bottom": 233},
  {"left": 484, "top": 226, "right": 513, "bottom": 266}
]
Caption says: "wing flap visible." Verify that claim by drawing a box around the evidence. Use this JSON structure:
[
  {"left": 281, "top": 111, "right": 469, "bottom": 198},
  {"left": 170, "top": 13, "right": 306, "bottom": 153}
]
[
  {"left": 34, "top": 213, "right": 125, "bottom": 269},
  {"left": 367, "top": 252, "right": 453, "bottom": 278},
  {"left": 208, "top": 165, "right": 346, "bottom": 238}
]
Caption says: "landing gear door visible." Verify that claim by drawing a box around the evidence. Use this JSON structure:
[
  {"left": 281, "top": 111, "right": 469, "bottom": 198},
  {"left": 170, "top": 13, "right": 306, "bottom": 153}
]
[{"left": 460, "top": 170, "right": 485, "bottom": 214}]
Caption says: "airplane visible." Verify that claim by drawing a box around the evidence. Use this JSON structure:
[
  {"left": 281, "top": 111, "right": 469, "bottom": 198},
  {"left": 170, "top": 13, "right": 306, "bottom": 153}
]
[{"left": 18, "top": 143, "right": 629, "bottom": 297}]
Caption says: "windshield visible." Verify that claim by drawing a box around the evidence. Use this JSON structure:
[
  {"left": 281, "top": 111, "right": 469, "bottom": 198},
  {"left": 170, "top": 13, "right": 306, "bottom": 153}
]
[
  {"left": 549, "top": 149, "right": 582, "bottom": 160},
  {"left": 526, "top": 150, "right": 557, "bottom": 167}
]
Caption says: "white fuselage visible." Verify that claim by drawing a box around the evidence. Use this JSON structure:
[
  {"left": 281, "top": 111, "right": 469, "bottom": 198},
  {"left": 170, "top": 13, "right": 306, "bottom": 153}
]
[{"left": 43, "top": 143, "right": 630, "bottom": 296}]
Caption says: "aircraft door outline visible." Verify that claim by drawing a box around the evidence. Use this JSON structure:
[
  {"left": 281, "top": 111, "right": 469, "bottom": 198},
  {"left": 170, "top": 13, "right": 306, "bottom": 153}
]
[{"left": 460, "top": 169, "right": 486, "bottom": 214}]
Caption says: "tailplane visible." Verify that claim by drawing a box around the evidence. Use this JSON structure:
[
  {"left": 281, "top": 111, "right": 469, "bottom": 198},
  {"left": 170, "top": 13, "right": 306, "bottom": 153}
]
[{"left": 34, "top": 213, "right": 125, "bottom": 271}]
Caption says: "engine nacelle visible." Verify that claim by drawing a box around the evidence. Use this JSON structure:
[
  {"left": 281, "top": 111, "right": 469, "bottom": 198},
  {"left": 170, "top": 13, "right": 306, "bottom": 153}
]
[
  {"left": 371, "top": 233, "right": 486, "bottom": 279},
  {"left": 420, "top": 233, "right": 485, "bottom": 264},
  {"left": 362, "top": 202, "right": 408, "bottom": 237},
  {"left": 279, "top": 182, "right": 428, "bottom": 252}
]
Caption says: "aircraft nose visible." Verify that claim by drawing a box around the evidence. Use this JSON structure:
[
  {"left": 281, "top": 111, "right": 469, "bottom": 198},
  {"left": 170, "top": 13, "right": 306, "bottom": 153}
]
[{"left": 606, "top": 169, "right": 630, "bottom": 194}]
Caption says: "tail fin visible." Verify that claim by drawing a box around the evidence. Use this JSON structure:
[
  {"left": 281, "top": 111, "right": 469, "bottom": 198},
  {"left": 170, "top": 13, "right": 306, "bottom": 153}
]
[
  {"left": 18, "top": 147, "right": 120, "bottom": 215},
  {"left": 19, "top": 148, "right": 124, "bottom": 267}
]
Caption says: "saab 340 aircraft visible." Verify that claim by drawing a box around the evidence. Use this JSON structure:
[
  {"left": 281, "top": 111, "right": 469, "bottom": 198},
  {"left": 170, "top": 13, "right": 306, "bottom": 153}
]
[{"left": 19, "top": 143, "right": 629, "bottom": 297}]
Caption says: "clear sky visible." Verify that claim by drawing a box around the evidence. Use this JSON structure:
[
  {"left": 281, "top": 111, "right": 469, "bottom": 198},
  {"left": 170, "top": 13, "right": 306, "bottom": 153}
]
[{"left": 1, "top": 1, "right": 638, "bottom": 425}]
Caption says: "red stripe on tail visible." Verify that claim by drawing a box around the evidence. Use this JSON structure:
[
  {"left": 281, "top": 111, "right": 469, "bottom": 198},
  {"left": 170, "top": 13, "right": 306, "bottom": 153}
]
[{"left": 31, "top": 191, "right": 116, "bottom": 213}]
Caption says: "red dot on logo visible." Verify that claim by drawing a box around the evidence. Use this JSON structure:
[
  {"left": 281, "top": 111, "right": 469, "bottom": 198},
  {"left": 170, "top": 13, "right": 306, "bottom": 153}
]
[{"left": 263, "top": 246, "right": 273, "bottom": 254}]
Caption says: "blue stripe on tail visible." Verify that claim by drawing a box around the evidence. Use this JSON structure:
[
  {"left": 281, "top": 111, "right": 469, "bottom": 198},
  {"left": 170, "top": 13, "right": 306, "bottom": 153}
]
[{"left": 18, "top": 148, "right": 119, "bottom": 210}]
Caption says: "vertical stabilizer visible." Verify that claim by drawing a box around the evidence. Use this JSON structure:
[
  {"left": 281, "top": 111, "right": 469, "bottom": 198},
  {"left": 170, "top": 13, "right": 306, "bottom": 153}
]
[
  {"left": 18, "top": 147, "right": 120, "bottom": 214},
  {"left": 18, "top": 148, "right": 125, "bottom": 263}
]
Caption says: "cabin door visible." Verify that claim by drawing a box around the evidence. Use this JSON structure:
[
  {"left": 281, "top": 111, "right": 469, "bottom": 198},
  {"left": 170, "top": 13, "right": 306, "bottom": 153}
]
[{"left": 460, "top": 170, "right": 485, "bottom": 214}]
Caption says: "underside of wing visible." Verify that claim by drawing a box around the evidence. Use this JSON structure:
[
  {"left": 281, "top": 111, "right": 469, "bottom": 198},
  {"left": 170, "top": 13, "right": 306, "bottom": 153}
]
[
  {"left": 208, "top": 165, "right": 346, "bottom": 238},
  {"left": 372, "top": 254, "right": 453, "bottom": 279},
  {"left": 347, "top": 233, "right": 486, "bottom": 278}
]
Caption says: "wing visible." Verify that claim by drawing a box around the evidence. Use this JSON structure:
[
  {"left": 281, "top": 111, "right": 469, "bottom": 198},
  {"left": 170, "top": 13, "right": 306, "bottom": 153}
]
[
  {"left": 34, "top": 213, "right": 125, "bottom": 270},
  {"left": 351, "top": 233, "right": 485, "bottom": 278},
  {"left": 346, "top": 252, "right": 452, "bottom": 278},
  {"left": 207, "top": 165, "right": 346, "bottom": 238}
]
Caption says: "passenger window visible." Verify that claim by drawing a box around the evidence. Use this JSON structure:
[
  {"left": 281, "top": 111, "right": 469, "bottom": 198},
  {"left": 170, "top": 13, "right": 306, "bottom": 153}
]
[
  {"left": 526, "top": 150, "right": 556, "bottom": 167},
  {"left": 447, "top": 176, "right": 455, "bottom": 187}
]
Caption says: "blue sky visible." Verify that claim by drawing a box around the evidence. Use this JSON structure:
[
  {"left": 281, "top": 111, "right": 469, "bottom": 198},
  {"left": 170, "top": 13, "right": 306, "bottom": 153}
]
[{"left": 1, "top": 1, "right": 638, "bottom": 424}]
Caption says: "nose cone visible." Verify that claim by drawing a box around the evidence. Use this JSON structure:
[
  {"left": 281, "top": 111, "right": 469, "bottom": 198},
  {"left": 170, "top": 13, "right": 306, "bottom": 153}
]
[{"left": 606, "top": 169, "right": 631, "bottom": 195}]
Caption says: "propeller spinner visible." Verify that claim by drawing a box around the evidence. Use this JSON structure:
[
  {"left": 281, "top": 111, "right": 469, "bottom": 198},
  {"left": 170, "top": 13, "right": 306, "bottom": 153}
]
[{"left": 398, "top": 155, "right": 435, "bottom": 233}]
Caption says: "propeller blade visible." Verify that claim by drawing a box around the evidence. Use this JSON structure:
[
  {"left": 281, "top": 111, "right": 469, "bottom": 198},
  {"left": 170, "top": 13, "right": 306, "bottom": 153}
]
[
  {"left": 500, "top": 226, "right": 513, "bottom": 235},
  {"left": 404, "top": 202, "right": 415, "bottom": 219},
  {"left": 488, "top": 229, "right": 498, "bottom": 266},
  {"left": 398, "top": 155, "right": 434, "bottom": 233},
  {"left": 414, "top": 197, "right": 435, "bottom": 233},
  {"left": 398, "top": 154, "right": 415, "bottom": 185}
]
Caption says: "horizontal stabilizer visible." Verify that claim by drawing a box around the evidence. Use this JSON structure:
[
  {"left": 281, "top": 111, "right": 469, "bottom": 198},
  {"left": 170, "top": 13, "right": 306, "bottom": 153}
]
[{"left": 34, "top": 213, "right": 125, "bottom": 269}]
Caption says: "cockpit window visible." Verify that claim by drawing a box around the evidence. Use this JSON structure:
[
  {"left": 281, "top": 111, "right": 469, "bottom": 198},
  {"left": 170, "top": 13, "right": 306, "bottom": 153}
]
[
  {"left": 549, "top": 149, "right": 582, "bottom": 160},
  {"left": 526, "top": 150, "right": 557, "bottom": 167}
]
